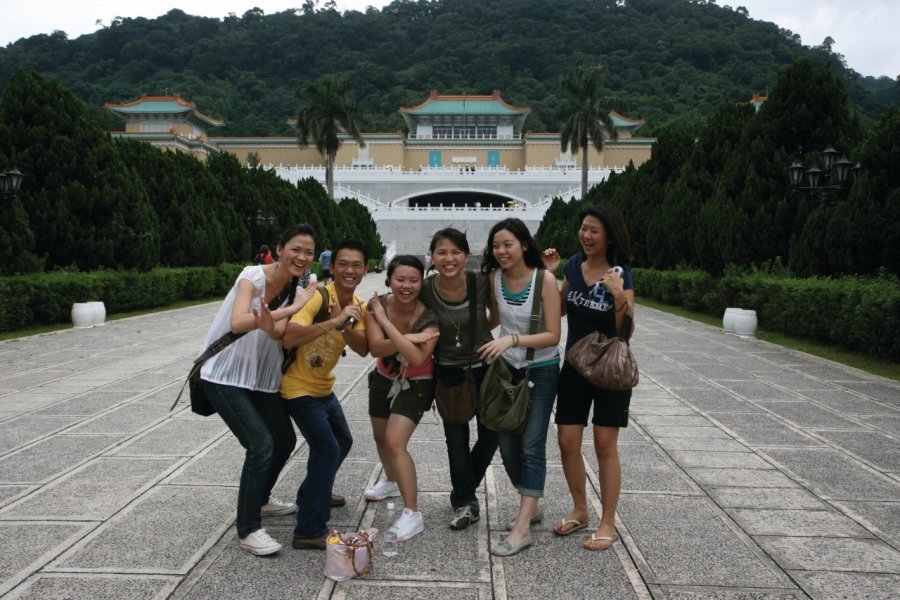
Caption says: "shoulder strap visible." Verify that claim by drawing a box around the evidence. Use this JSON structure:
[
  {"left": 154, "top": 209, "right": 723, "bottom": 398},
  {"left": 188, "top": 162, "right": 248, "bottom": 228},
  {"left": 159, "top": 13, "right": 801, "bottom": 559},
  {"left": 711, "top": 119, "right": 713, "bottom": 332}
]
[
  {"left": 312, "top": 286, "right": 330, "bottom": 324},
  {"left": 465, "top": 271, "right": 477, "bottom": 363},
  {"left": 525, "top": 269, "right": 544, "bottom": 363}
]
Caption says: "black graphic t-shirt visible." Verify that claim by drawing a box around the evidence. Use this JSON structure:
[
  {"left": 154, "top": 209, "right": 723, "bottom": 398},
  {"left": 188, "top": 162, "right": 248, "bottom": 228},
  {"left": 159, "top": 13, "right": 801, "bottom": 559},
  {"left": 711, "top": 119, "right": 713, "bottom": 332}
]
[{"left": 563, "top": 254, "right": 634, "bottom": 351}]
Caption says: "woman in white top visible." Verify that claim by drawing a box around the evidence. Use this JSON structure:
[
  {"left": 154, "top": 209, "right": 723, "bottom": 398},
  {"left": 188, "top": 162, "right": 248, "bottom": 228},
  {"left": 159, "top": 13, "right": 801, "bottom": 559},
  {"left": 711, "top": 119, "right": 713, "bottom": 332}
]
[
  {"left": 200, "top": 224, "right": 317, "bottom": 557},
  {"left": 479, "top": 218, "right": 561, "bottom": 557}
]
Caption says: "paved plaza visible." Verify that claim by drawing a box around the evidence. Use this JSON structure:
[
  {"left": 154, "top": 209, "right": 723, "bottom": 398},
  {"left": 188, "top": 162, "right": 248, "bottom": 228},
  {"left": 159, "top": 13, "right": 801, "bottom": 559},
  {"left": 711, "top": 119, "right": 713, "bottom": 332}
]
[{"left": 1, "top": 272, "right": 898, "bottom": 599}]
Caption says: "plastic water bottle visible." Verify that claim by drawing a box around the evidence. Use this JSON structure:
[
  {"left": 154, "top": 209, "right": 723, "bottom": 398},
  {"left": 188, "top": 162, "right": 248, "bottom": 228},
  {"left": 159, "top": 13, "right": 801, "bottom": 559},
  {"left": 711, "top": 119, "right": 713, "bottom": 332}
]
[{"left": 383, "top": 502, "right": 398, "bottom": 557}]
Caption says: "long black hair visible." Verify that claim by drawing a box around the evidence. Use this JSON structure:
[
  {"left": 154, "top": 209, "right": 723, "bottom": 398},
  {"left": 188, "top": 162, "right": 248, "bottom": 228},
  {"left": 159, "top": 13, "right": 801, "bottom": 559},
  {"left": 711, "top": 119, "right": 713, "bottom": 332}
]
[
  {"left": 480, "top": 218, "right": 543, "bottom": 273},
  {"left": 579, "top": 204, "right": 634, "bottom": 266}
]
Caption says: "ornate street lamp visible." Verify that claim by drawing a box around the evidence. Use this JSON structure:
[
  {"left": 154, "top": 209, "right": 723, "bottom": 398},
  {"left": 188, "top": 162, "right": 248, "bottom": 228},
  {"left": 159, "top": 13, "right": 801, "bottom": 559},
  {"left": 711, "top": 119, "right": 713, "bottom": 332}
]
[
  {"left": 246, "top": 209, "right": 276, "bottom": 248},
  {"left": 247, "top": 208, "right": 276, "bottom": 229},
  {"left": 788, "top": 145, "right": 861, "bottom": 203},
  {"left": 0, "top": 168, "right": 24, "bottom": 198}
]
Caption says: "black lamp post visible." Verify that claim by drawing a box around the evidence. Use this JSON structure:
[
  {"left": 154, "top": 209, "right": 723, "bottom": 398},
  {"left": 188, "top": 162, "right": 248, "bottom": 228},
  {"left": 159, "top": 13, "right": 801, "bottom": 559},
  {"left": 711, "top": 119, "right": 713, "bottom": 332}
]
[
  {"left": 788, "top": 144, "right": 861, "bottom": 204},
  {"left": 246, "top": 209, "right": 275, "bottom": 247},
  {"left": 0, "top": 168, "right": 24, "bottom": 198}
]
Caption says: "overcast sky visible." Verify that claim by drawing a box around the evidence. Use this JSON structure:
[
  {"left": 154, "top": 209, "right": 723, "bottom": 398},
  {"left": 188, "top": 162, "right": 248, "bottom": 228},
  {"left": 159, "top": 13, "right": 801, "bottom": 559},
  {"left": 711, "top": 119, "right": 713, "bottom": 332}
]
[{"left": 0, "top": 0, "right": 896, "bottom": 78}]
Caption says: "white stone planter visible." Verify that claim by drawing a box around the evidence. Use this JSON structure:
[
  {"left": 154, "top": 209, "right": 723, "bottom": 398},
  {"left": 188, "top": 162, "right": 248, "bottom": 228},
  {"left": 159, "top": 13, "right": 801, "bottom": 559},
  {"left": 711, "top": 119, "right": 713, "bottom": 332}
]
[
  {"left": 71, "top": 303, "right": 94, "bottom": 328},
  {"left": 88, "top": 301, "right": 106, "bottom": 326},
  {"left": 733, "top": 309, "right": 758, "bottom": 338},
  {"left": 723, "top": 307, "right": 742, "bottom": 334}
]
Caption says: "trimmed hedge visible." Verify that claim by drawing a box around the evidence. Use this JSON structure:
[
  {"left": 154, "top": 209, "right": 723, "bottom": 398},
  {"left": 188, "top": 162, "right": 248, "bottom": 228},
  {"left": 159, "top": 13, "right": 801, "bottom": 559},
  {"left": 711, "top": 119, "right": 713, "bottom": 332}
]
[
  {"left": 0, "top": 264, "right": 244, "bottom": 331},
  {"left": 633, "top": 267, "right": 900, "bottom": 362}
]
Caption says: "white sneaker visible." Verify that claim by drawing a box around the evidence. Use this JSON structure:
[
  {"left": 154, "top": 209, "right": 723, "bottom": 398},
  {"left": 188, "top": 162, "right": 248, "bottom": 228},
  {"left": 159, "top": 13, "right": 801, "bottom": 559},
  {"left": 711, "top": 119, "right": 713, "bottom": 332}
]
[
  {"left": 261, "top": 496, "right": 297, "bottom": 516},
  {"left": 364, "top": 475, "right": 401, "bottom": 501},
  {"left": 240, "top": 528, "right": 282, "bottom": 556},
  {"left": 392, "top": 507, "right": 424, "bottom": 541}
]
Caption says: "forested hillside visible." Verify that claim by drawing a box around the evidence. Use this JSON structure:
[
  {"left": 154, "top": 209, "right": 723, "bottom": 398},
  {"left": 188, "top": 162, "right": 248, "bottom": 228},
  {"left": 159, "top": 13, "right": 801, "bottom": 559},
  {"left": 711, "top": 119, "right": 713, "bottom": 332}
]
[{"left": 1, "top": 0, "right": 896, "bottom": 136}]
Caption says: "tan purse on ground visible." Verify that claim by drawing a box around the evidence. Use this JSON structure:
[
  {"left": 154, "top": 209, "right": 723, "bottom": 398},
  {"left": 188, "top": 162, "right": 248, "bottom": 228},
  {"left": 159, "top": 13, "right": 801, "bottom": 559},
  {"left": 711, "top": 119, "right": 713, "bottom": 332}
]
[{"left": 565, "top": 313, "right": 638, "bottom": 391}]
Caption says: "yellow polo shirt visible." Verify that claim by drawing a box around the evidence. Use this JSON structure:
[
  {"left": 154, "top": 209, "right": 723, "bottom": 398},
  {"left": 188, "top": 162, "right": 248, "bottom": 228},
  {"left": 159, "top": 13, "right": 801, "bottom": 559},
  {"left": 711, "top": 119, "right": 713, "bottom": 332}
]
[{"left": 280, "top": 283, "right": 366, "bottom": 399}]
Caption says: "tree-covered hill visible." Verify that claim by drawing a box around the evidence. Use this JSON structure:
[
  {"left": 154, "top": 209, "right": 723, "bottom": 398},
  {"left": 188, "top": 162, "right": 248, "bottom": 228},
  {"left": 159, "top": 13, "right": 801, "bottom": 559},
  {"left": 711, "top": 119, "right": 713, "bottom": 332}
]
[{"left": 1, "top": 0, "right": 895, "bottom": 136}]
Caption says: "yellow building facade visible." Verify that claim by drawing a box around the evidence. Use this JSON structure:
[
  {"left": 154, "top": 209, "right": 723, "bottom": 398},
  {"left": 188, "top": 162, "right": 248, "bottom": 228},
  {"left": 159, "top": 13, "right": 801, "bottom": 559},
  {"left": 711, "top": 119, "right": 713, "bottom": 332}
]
[{"left": 108, "top": 90, "right": 654, "bottom": 170}]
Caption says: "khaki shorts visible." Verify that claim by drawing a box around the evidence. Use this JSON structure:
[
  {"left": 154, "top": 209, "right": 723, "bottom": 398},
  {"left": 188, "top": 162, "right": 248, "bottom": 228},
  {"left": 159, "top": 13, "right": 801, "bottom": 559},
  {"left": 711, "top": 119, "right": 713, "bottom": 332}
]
[{"left": 368, "top": 370, "right": 434, "bottom": 425}]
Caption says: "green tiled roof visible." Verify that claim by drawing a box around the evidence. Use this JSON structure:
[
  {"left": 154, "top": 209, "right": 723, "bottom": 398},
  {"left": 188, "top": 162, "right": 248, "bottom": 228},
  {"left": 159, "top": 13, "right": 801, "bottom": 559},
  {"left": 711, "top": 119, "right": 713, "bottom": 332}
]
[
  {"left": 403, "top": 98, "right": 526, "bottom": 116},
  {"left": 105, "top": 95, "right": 224, "bottom": 127}
]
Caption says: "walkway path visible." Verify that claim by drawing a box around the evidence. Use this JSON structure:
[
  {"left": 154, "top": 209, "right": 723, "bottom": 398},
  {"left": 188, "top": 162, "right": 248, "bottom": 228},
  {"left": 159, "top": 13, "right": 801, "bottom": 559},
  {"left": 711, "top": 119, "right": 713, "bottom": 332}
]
[{"left": 1, "top": 273, "right": 898, "bottom": 599}]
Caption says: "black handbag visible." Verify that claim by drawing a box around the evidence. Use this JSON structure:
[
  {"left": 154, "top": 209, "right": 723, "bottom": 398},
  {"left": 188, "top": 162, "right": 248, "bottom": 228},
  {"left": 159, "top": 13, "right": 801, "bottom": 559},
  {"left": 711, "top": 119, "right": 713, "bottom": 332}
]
[
  {"left": 434, "top": 271, "right": 479, "bottom": 424},
  {"left": 171, "top": 277, "right": 298, "bottom": 416},
  {"left": 478, "top": 269, "right": 543, "bottom": 434}
]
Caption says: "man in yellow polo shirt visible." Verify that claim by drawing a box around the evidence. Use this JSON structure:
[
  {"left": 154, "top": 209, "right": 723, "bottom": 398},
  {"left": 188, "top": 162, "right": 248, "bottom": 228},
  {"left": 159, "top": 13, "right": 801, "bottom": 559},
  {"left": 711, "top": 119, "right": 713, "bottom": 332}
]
[{"left": 281, "top": 239, "right": 369, "bottom": 550}]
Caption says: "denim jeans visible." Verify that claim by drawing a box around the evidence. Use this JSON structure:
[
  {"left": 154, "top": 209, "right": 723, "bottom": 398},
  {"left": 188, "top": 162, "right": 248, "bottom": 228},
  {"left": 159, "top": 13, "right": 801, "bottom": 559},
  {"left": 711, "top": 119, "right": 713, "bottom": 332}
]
[
  {"left": 442, "top": 364, "right": 498, "bottom": 513},
  {"left": 202, "top": 381, "right": 296, "bottom": 539},
  {"left": 496, "top": 363, "right": 559, "bottom": 498},
  {"left": 287, "top": 392, "right": 353, "bottom": 538}
]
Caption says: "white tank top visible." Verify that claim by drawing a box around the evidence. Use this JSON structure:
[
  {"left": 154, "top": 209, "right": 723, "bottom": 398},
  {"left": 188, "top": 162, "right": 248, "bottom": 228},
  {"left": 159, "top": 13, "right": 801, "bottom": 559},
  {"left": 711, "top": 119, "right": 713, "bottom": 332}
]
[
  {"left": 199, "top": 266, "right": 285, "bottom": 393},
  {"left": 493, "top": 269, "right": 560, "bottom": 369}
]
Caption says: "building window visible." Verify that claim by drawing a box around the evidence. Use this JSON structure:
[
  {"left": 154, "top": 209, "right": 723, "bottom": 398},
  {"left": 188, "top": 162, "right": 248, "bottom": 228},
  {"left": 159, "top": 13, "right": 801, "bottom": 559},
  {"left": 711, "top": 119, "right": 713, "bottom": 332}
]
[
  {"left": 140, "top": 121, "right": 173, "bottom": 132},
  {"left": 453, "top": 126, "right": 476, "bottom": 139},
  {"left": 476, "top": 125, "right": 497, "bottom": 139}
]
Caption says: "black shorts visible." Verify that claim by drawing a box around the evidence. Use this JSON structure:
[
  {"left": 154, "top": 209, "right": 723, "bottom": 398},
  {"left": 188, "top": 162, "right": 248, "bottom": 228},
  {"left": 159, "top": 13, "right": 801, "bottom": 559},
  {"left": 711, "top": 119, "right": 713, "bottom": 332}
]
[
  {"left": 555, "top": 362, "right": 631, "bottom": 428},
  {"left": 368, "top": 370, "right": 434, "bottom": 425},
  {"left": 322, "top": 269, "right": 332, "bottom": 279}
]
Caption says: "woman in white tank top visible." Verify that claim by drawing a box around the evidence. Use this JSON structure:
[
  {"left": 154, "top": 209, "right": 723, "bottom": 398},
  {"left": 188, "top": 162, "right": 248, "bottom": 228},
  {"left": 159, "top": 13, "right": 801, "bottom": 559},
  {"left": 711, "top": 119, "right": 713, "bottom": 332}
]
[
  {"left": 478, "top": 218, "right": 561, "bottom": 557},
  {"left": 199, "top": 224, "right": 318, "bottom": 557}
]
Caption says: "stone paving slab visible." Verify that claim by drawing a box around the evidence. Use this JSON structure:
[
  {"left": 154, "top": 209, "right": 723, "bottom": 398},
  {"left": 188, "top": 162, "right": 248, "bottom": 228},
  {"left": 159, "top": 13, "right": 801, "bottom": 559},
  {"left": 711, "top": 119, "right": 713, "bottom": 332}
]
[
  {"left": 707, "top": 413, "right": 826, "bottom": 447},
  {"left": 660, "top": 588, "right": 804, "bottom": 600},
  {"left": 0, "top": 522, "right": 95, "bottom": 596},
  {"left": 5, "top": 574, "right": 179, "bottom": 600},
  {"left": 51, "top": 485, "right": 235, "bottom": 573},
  {"left": 0, "top": 457, "right": 180, "bottom": 520},
  {"left": 0, "top": 416, "right": 82, "bottom": 454},
  {"left": 787, "top": 571, "right": 900, "bottom": 600},
  {"left": 0, "top": 434, "right": 126, "bottom": 483},
  {"left": 725, "top": 508, "right": 874, "bottom": 537},
  {"left": 617, "top": 495, "right": 793, "bottom": 588},
  {"left": 755, "top": 536, "right": 900, "bottom": 572},
  {"left": 705, "top": 487, "right": 828, "bottom": 511},
  {"left": 0, "top": 274, "right": 898, "bottom": 599},
  {"left": 762, "top": 447, "right": 900, "bottom": 501}
]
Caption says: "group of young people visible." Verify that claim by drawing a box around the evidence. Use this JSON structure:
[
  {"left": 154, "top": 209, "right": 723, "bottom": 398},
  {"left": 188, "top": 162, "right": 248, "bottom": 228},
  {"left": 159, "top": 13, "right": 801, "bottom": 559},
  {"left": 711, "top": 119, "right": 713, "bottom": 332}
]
[{"left": 197, "top": 202, "right": 635, "bottom": 559}]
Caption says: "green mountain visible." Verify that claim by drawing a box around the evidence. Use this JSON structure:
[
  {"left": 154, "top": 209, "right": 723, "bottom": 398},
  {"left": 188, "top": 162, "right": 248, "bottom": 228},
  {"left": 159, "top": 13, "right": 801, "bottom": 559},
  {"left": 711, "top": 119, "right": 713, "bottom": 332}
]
[{"left": 1, "top": 0, "right": 896, "bottom": 136}]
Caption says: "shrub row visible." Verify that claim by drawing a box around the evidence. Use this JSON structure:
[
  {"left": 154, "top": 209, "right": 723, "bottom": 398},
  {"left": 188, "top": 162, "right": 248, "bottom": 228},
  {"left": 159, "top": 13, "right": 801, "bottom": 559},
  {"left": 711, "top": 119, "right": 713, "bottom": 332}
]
[
  {"left": 0, "top": 264, "right": 245, "bottom": 331},
  {"left": 633, "top": 267, "right": 900, "bottom": 361}
]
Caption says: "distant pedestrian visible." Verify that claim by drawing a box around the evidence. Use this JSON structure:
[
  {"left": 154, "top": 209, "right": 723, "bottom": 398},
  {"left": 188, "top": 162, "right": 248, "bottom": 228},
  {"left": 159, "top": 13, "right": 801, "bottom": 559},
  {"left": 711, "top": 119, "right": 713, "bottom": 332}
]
[
  {"left": 319, "top": 246, "right": 333, "bottom": 284},
  {"left": 254, "top": 244, "right": 274, "bottom": 265}
]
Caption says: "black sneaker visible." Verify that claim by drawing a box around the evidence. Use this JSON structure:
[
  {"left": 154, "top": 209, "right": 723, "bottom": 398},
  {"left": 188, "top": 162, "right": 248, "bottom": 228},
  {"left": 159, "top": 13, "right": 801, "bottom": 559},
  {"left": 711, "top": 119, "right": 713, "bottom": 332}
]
[{"left": 449, "top": 506, "right": 480, "bottom": 530}]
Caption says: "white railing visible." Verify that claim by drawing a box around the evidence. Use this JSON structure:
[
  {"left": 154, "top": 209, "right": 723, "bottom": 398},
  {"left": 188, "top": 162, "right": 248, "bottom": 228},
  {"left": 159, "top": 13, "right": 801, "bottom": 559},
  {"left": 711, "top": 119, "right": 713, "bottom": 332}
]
[
  {"left": 333, "top": 185, "right": 387, "bottom": 210},
  {"left": 270, "top": 164, "right": 623, "bottom": 178},
  {"left": 406, "top": 134, "right": 522, "bottom": 140}
]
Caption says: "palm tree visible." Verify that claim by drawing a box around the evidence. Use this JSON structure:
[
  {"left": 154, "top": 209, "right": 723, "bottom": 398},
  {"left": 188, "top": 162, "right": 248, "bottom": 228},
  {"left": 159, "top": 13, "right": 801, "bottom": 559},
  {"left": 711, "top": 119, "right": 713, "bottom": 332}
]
[
  {"left": 296, "top": 74, "right": 367, "bottom": 200},
  {"left": 558, "top": 65, "right": 617, "bottom": 198}
]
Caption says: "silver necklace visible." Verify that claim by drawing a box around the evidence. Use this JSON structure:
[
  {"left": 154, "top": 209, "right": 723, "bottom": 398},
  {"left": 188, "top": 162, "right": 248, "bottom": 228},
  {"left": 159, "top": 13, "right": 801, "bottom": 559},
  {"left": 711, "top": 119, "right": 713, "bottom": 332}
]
[{"left": 434, "top": 278, "right": 464, "bottom": 348}]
